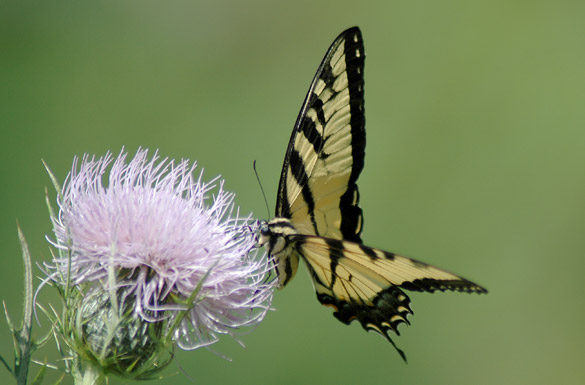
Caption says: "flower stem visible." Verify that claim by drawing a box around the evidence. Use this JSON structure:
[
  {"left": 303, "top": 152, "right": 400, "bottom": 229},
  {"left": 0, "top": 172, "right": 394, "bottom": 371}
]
[
  {"left": 74, "top": 362, "right": 105, "bottom": 385},
  {"left": 15, "top": 224, "right": 34, "bottom": 385}
]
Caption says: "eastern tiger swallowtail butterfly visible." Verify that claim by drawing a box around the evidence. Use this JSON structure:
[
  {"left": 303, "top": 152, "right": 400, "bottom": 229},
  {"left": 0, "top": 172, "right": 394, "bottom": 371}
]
[{"left": 257, "top": 26, "right": 487, "bottom": 362}]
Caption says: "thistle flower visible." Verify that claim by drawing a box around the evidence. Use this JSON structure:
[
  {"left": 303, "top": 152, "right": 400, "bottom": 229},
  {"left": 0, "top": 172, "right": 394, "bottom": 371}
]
[{"left": 42, "top": 149, "right": 275, "bottom": 381}]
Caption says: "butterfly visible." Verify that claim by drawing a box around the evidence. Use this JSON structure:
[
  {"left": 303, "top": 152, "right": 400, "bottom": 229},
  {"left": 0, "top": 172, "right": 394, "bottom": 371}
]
[{"left": 257, "top": 27, "right": 487, "bottom": 362}]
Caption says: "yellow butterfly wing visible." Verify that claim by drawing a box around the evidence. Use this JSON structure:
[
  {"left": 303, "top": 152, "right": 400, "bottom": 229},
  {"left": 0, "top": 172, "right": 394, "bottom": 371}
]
[
  {"left": 294, "top": 235, "right": 487, "bottom": 361},
  {"left": 276, "top": 27, "right": 365, "bottom": 243}
]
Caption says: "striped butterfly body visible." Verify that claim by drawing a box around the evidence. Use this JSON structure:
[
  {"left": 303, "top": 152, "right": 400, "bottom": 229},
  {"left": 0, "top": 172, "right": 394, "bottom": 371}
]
[{"left": 257, "top": 27, "right": 487, "bottom": 362}]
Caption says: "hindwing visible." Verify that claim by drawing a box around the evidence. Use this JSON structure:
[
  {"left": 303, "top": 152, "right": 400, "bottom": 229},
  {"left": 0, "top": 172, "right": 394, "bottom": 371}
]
[{"left": 294, "top": 235, "right": 487, "bottom": 361}]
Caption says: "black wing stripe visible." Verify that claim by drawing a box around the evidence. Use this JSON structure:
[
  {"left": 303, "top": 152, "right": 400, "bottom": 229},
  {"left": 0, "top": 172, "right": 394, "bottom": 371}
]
[
  {"left": 312, "top": 97, "right": 327, "bottom": 128},
  {"left": 300, "top": 102, "right": 325, "bottom": 155},
  {"left": 359, "top": 243, "right": 379, "bottom": 260},
  {"left": 325, "top": 238, "right": 344, "bottom": 289},
  {"left": 288, "top": 149, "right": 318, "bottom": 230},
  {"left": 339, "top": 31, "right": 365, "bottom": 242}
]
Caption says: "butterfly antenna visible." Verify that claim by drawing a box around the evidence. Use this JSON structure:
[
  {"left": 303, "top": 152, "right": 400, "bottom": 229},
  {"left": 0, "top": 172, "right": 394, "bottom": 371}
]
[{"left": 253, "top": 160, "right": 271, "bottom": 219}]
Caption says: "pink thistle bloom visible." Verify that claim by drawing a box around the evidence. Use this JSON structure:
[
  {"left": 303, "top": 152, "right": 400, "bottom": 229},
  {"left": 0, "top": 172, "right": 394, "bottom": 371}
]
[{"left": 44, "top": 148, "right": 275, "bottom": 375}]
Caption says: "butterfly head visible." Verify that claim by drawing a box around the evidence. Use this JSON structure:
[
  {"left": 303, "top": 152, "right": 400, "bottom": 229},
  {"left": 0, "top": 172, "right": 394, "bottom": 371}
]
[
  {"left": 255, "top": 217, "right": 298, "bottom": 257},
  {"left": 256, "top": 217, "right": 300, "bottom": 288},
  {"left": 256, "top": 220, "right": 271, "bottom": 248}
]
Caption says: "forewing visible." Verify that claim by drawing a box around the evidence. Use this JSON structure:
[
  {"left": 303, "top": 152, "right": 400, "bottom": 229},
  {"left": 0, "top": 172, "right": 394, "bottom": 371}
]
[{"left": 276, "top": 27, "right": 365, "bottom": 243}]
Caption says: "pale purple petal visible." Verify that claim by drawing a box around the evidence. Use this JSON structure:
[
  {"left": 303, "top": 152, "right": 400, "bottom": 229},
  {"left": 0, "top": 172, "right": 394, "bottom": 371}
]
[{"left": 45, "top": 148, "right": 276, "bottom": 349}]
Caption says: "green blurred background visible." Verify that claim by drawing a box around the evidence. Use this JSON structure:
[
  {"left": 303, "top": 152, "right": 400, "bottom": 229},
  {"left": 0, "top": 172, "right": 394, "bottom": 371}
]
[{"left": 1, "top": 1, "right": 584, "bottom": 384}]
